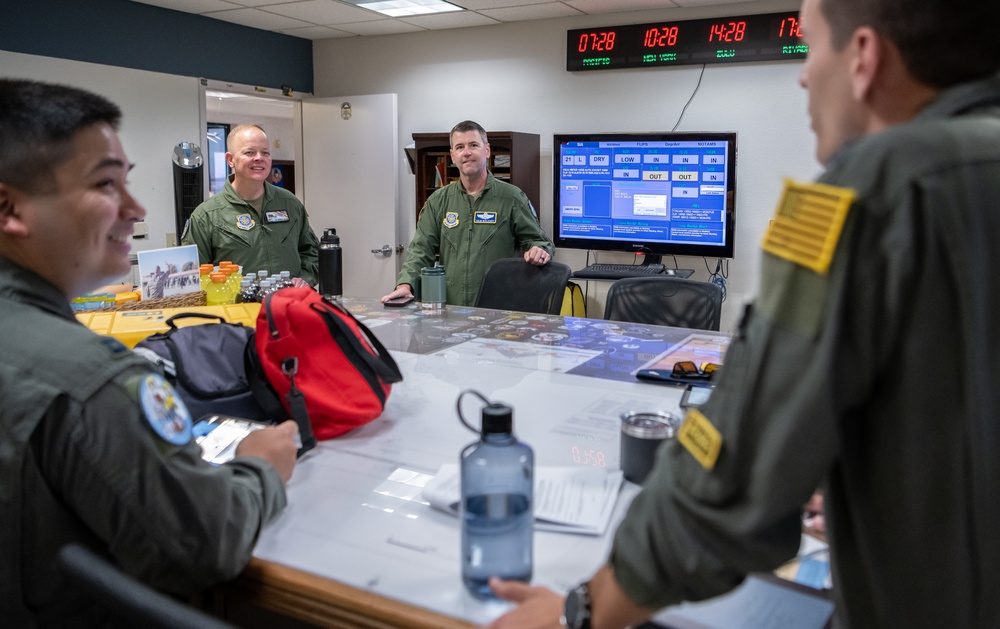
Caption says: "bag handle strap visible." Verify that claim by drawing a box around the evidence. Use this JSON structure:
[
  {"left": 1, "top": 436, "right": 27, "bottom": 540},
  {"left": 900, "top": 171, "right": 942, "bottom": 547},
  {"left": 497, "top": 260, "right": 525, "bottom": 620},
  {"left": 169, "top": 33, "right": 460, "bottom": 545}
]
[
  {"left": 244, "top": 335, "right": 316, "bottom": 458},
  {"left": 311, "top": 301, "right": 403, "bottom": 385},
  {"left": 162, "top": 312, "right": 228, "bottom": 331}
]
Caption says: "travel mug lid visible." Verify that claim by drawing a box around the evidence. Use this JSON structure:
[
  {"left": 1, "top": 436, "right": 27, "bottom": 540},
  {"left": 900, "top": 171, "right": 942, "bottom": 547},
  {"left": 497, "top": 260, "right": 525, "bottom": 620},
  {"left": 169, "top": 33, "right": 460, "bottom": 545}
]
[
  {"left": 421, "top": 265, "right": 445, "bottom": 276},
  {"left": 620, "top": 411, "right": 680, "bottom": 439}
]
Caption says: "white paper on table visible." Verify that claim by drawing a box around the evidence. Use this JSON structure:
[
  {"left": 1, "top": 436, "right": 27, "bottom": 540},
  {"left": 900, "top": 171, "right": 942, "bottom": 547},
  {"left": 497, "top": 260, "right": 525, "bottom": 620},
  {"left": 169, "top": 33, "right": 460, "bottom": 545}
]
[{"left": 422, "top": 464, "right": 623, "bottom": 536}]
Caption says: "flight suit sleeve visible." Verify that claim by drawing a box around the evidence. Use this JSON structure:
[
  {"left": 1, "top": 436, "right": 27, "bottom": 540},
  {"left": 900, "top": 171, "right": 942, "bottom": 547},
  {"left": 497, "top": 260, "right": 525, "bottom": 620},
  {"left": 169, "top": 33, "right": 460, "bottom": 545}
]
[
  {"left": 607, "top": 208, "right": 885, "bottom": 609},
  {"left": 34, "top": 368, "right": 286, "bottom": 595},
  {"left": 181, "top": 210, "right": 215, "bottom": 266},
  {"left": 397, "top": 199, "right": 442, "bottom": 290},
  {"left": 510, "top": 192, "right": 554, "bottom": 255},
  {"left": 296, "top": 208, "right": 320, "bottom": 286}
]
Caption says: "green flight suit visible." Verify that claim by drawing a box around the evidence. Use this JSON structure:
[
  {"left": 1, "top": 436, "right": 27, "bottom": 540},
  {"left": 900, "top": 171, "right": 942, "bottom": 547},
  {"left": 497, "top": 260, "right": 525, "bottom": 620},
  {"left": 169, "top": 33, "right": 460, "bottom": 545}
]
[
  {"left": 397, "top": 173, "right": 554, "bottom": 306},
  {"left": 182, "top": 179, "right": 319, "bottom": 285},
  {"left": 610, "top": 73, "right": 1000, "bottom": 629},
  {"left": 0, "top": 257, "right": 287, "bottom": 627}
]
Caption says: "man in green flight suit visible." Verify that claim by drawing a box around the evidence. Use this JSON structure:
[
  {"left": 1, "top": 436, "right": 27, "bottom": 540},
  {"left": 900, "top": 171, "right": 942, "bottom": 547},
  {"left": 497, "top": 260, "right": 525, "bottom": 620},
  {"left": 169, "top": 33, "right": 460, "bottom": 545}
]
[
  {"left": 183, "top": 123, "right": 319, "bottom": 287},
  {"left": 486, "top": 0, "right": 1000, "bottom": 628},
  {"left": 0, "top": 79, "right": 300, "bottom": 626},
  {"left": 381, "top": 120, "right": 554, "bottom": 307}
]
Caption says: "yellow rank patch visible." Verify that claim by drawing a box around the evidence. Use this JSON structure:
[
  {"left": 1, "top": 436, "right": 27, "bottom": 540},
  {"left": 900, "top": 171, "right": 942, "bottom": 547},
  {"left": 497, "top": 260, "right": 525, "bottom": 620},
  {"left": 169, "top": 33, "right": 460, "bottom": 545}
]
[
  {"left": 678, "top": 409, "right": 722, "bottom": 470},
  {"left": 761, "top": 179, "right": 855, "bottom": 274}
]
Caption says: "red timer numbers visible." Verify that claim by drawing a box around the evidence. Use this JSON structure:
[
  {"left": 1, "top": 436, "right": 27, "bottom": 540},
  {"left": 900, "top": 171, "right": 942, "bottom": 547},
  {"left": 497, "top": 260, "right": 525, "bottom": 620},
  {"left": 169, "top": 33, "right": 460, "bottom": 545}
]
[
  {"left": 708, "top": 20, "right": 747, "bottom": 42},
  {"left": 643, "top": 25, "right": 679, "bottom": 48},
  {"left": 578, "top": 30, "right": 616, "bottom": 52}
]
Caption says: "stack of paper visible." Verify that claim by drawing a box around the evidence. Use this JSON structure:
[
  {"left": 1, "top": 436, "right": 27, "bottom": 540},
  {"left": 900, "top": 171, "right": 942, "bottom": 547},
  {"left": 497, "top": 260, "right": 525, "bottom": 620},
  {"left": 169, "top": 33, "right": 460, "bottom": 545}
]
[{"left": 422, "top": 464, "right": 623, "bottom": 536}]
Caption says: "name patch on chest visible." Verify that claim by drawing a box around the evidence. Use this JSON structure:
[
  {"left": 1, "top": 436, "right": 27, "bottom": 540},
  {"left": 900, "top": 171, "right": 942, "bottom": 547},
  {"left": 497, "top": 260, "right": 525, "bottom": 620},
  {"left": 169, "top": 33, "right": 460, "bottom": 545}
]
[
  {"left": 474, "top": 212, "right": 497, "bottom": 224},
  {"left": 236, "top": 214, "right": 256, "bottom": 231},
  {"left": 443, "top": 212, "right": 460, "bottom": 229},
  {"left": 265, "top": 210, "right": 290, "bottom": 223}
]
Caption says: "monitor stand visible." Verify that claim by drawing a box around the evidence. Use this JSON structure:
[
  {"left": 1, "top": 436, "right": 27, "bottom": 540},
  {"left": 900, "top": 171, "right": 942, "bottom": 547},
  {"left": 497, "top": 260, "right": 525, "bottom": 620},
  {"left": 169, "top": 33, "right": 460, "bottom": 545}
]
[{"left": 640, "top": 254, "right": 694, "bottom": 278}]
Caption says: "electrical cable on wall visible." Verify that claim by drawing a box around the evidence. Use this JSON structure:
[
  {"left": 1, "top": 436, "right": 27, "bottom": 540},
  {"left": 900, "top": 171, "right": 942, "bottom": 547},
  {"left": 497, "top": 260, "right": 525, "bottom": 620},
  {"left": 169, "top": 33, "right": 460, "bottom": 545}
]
[
  {"left": 705, "top": 257, "right": 728, "bottom": 302},
  {"left": 671, "top": 64, "right": 707, "bottom": 132}
]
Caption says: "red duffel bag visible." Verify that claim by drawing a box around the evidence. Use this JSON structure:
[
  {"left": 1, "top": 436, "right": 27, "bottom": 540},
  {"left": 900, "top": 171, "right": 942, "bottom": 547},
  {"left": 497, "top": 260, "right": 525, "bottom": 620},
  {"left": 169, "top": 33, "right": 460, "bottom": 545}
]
[{"left": 253, "top": 287, "right": 403, "bottom": 441}]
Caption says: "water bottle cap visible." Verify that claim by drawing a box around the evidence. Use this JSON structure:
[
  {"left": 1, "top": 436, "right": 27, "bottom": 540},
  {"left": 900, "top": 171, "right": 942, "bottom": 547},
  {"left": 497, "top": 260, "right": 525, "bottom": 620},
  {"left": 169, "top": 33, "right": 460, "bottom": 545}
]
[
  {"left": 421, "top": 265, "right": 445, "bottom": 276},
  {"left": 322, "top": 228, "right": 340, "bottom": 245},
  {"left": 481, "top": 403, "right": 512, "bottom": 434}
]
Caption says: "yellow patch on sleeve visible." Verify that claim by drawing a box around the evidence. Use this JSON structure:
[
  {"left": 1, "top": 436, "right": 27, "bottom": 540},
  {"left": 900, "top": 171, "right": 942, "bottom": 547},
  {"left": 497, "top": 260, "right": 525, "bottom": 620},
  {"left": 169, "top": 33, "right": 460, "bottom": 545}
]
[
  {"left": 678, "top": 409, "right": 722, "bottom": 470},
  {"left": 761, "top": 179, "right": 855, "bottom": 274}
]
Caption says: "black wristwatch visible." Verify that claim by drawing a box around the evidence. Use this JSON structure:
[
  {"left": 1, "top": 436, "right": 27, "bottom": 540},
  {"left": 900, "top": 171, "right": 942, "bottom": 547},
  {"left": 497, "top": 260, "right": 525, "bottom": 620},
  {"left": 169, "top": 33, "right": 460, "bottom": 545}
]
[{"left": 562, "top": 581, "right": 592, "bottom": 629}]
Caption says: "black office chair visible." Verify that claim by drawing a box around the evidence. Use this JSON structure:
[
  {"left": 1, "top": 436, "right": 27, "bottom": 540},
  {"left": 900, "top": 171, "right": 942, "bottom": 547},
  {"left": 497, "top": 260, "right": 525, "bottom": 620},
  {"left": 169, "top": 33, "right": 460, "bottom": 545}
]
[
  {"left": 474, "top": 257, "right": 573, "bottom": 315},
  {"left": 56, "top": 544, "right": 236, "bottom": 629},
  {"left": 603, "top": 276, "right": 724, "bottom": 331}
]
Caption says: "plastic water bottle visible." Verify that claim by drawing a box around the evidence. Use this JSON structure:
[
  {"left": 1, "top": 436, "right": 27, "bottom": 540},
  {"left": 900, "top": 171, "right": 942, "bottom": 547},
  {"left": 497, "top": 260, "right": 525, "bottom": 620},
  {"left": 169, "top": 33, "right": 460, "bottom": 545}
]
[
  {"left": 318, "top": 227, "right": 343, "bottom": 299},
  {"left": 235, "top": 278, "right": 257, "bottom": 304},
  {"left": 206, "top": 272, "right": 230, "bottom": 305},
  {"left": 199, "top": 264, "right": 214, "bottom": 291},
  {"left": 459, "top": 392, "right": 534, "bottom": 599}
]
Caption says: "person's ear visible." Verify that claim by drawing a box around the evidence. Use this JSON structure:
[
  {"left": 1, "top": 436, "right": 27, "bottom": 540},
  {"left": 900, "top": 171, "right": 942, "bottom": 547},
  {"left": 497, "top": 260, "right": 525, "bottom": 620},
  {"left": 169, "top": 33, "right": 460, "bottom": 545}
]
[
  {"left": 849, "top": 26, "right": 882, "bottom": 102},
  {"left": 0, "top": 183, "right": 30, "bottom": 237},
  {"left": 225, "top": 151, "right": 234, "bottom": 169}
]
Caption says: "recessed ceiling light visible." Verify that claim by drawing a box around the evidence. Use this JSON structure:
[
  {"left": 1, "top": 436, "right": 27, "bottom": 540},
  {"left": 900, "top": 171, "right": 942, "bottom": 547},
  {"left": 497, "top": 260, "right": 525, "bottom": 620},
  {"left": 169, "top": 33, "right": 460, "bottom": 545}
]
[{"left": 346, "top": 0, "right": 463, "bottom": 18}]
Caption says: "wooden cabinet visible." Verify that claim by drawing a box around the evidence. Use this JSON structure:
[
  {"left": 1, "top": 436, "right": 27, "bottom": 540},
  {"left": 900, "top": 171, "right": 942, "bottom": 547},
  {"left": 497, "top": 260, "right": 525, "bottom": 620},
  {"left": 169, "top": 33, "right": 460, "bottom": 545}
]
[{"left": 411, "top": 131, "right": 540, "bottom": 222}]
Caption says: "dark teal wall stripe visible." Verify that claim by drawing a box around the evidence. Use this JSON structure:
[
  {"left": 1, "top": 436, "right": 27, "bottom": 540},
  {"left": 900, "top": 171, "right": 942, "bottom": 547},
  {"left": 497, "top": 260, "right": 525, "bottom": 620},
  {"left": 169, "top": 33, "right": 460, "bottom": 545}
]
[{"left": 0, "top": 0, "right": 313, "bottom": 94}]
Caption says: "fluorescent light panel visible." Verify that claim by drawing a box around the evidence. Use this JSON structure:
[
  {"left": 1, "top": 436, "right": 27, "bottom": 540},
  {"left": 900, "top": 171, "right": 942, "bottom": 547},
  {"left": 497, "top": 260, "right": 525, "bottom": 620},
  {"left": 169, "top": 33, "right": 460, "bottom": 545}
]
[{"left": 349, "top": 0, "right": 463, "bottom": 18}]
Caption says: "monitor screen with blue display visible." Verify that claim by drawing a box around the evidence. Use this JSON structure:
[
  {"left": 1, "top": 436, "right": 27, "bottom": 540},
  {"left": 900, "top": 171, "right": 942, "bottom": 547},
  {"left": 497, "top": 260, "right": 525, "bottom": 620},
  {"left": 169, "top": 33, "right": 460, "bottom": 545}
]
[{"left": 553, "top": 132, "right": 737, "bottom": 262}]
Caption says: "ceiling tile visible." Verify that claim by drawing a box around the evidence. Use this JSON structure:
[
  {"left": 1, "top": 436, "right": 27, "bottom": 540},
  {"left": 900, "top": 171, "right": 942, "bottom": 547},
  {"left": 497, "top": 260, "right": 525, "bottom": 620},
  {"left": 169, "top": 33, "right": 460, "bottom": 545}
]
[
  {"left": 563, "top": 0, "right": 680, "bottom": 14},
  {"left": 261, "top": 0, "right": 377, "bottom": 23},
  {"left": 399, "top": 10, "right": 501, "bottom": 29},
  {"left": 452, "top": 0, "right": 556, "bottom": 9},
  {"left": 479, "top": 3, "right": 584, "bottom": 21},
  {"left": 130, "top": 0, "right": 242, "bottom": 13},
  {"left": 335, "top": 19, "right": 428, "bottom": 35},
  {"left": 203, "top": 7, "right": 313, "bottom": 29}
]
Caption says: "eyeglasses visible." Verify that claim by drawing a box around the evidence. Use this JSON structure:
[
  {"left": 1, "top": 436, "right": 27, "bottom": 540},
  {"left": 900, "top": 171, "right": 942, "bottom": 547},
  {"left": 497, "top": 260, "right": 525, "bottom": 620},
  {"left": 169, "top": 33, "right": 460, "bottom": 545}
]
[{"left": 671, "top": 361, "right": 720, "bottom": 381}]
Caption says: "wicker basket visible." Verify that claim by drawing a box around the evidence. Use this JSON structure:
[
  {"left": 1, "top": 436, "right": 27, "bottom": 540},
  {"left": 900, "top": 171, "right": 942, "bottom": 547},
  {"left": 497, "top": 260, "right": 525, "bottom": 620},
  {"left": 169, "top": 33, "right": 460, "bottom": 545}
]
[{"left": 99, "top": 291, "right": 207, "bottom": 312}]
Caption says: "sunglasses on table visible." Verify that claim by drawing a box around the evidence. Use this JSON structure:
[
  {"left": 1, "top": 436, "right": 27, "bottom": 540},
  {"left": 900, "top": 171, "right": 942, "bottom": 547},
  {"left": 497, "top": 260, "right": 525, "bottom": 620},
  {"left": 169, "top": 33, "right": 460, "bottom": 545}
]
[{"left": 670, "top": 361, "right": 721, "bottom": 381}]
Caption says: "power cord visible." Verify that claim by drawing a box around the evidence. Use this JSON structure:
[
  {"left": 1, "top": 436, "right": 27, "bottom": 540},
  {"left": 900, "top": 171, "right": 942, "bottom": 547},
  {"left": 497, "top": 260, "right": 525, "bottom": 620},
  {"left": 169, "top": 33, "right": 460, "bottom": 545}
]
[{"left": 705, "top": 258, "right": 727, "bottom": 302}]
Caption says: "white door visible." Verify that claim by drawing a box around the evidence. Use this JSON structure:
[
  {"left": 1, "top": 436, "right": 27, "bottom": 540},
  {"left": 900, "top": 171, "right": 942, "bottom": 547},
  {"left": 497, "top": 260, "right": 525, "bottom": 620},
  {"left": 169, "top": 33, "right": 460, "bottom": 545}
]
[{"left": 301, "top": 95, "right": 398, "bottom": 299}]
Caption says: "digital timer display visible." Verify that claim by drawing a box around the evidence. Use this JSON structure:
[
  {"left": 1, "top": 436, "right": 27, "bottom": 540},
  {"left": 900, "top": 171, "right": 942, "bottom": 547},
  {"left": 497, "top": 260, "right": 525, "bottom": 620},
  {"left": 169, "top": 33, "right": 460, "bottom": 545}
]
[{"left": 567, "top": 11, "right": 807, "bottom": 71}]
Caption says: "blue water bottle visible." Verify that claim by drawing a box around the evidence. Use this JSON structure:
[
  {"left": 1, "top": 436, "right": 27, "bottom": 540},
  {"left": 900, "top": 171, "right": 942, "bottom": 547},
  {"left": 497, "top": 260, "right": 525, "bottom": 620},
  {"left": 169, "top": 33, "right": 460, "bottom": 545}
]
[{"left": 458, "top": 390, "right": 534, "bottom": 599}]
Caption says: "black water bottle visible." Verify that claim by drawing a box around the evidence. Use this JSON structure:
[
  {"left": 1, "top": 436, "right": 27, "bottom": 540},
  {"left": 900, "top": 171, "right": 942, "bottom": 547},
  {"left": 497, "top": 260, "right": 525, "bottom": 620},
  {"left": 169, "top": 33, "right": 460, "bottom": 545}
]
[{"left": 318, "top": 227, "right": 343, "bottom": 299}]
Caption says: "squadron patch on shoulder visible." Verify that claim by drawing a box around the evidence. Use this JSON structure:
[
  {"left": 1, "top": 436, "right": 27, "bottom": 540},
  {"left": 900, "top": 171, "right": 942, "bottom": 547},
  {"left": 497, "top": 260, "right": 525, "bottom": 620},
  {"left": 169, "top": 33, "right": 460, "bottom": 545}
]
[
  {"left": 236, "top": 213, "right": 256, "bottom": 231},
  {"left": 678, "top": 409, "right": 722, "bottom": 470},
  {"left": 137, "top": 374, "right": 192, "bottom": 445},
  {"left": 443, "top": 212, "right": 460, "bottom": 229},
  {"left": 761, "top": 179, "right": 855, "bottom": 274}
]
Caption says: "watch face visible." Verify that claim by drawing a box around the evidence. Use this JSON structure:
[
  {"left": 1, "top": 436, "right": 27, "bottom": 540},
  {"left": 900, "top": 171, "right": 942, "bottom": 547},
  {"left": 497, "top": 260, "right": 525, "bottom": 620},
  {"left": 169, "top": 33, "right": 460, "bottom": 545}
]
[{"left": 563, "top": 584, "right": 591, "bottom": 629}]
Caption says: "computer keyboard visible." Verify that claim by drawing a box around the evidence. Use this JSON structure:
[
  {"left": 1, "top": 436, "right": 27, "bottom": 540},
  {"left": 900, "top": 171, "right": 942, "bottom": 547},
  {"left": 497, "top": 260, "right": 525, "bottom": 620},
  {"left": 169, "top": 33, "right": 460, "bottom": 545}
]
[{"left": 574, "top": 263, "right": 668, "bottom": 279}]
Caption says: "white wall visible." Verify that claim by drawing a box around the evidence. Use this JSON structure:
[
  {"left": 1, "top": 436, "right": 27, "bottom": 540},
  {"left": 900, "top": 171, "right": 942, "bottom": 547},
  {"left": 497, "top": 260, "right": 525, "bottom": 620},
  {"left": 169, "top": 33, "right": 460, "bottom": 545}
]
[
  {"left": 1, "top": 50, "right": 202, "bottom": 253},
  {"left": 311, "top": 0, "right": 822, "bottom": 331}
]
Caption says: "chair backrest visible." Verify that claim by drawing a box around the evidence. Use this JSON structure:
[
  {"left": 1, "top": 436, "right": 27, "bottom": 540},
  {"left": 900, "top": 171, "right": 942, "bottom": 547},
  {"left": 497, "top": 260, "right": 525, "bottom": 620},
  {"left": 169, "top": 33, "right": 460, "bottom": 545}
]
[
  {"left": 57, "top": 544, "right": 236, "bottom": 629},
  {"left": 474, "top": 258, "right": 573, "bottom": 314},
  {"left": 603, "top": 276, "right": 723, "bottom": 331}
]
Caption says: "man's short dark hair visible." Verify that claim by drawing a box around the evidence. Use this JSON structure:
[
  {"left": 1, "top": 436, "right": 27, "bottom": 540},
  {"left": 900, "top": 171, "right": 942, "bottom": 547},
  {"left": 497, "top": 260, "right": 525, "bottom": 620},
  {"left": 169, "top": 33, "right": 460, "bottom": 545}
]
[
  {"left": 450, "top": 120, "right": 488, "bottom": 148},
  {"left": 820, "top": 0, "right": 1000, "bottom": 87},
  {"left": 0, "top": 79, "right": 121, "bottom": 194}
]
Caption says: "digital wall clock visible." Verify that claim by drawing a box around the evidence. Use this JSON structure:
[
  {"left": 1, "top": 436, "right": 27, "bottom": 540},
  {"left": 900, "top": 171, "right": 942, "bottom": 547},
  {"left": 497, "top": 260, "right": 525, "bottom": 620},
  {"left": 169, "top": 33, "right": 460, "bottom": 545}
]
[{"left": 567, "top": 11, "right": 808, "bottom": 71}]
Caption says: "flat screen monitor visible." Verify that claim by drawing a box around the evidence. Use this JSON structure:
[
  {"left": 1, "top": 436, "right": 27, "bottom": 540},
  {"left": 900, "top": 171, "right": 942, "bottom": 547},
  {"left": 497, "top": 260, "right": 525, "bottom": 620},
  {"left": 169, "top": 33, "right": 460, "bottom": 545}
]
[{"left": 553, "top": 132, "right": 737, "bottom": 262}]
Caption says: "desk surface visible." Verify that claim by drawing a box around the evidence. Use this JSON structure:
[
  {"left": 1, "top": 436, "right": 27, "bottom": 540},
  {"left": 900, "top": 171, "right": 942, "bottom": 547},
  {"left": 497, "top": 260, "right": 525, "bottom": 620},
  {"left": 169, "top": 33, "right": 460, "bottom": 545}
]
[{"left": 232, "top": 300, "right": 726, "bottom": 628}]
